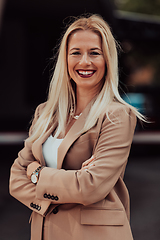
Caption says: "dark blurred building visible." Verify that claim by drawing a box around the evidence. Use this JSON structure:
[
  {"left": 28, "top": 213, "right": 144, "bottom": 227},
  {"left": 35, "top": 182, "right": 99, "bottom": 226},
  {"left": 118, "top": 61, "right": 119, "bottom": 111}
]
[
  {"left": 0, "top": 0, "right": 160, "bottom": 131},
  {"left": 115, "top": 10, "right": 160, "bottom": 131},
  {"left": 0, "top": 0, "right": 116, "bottom": 131}
]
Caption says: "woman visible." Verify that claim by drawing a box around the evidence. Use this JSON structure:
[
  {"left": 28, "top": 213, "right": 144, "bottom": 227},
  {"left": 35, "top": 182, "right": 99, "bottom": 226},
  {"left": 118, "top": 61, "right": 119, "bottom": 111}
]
[{"left": 9, "top": 14, "right": 144, "bottom": 240}]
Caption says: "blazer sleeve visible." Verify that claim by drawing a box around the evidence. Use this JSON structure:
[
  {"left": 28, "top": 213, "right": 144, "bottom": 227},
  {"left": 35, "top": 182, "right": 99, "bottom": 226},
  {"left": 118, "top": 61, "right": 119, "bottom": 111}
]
[
  {"left": 9, "top": 104, "right": 51, "bottom": 216},
  {"left": 36, "top": 105, "right": 137, "bottom": 206}
]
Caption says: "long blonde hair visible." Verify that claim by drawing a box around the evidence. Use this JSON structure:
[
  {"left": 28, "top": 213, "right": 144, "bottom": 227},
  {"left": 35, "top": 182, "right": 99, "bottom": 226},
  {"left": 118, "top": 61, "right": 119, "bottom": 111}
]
[{"left": 28, "top": 14, "right": 145, "bottom": 143}]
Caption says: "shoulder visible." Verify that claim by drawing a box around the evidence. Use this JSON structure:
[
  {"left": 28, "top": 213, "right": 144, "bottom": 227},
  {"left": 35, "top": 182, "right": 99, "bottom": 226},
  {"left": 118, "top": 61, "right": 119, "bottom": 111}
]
[
  {"left": 28, "top": 102, "right": 47, "bottom": 137},
  {"left": 30, "top": 102, "right": 47, "bottom": 128},
  {"left": 108, "top": 101, "right": 136, "bottom": 118},
  {"left": 96, "top": 102, "right": 137, "bottom": 142},
  {"left": 108, "top": 101, "right": 132, "bottom": 115},
  {"left": 34, "top": 102, "right": 47, "bottom": 117},
  {"left": 102, "top": 101, "right": 137, "bottom": 128}
]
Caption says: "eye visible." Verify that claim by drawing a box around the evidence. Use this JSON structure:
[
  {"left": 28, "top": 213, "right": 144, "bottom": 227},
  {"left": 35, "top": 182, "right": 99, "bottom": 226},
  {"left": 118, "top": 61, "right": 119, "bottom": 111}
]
[
  {"left": 90, "top": 51, "right": 101, "bottom": 56},
  {"left": 71, "top": 51, "right": 81, "bottom": 55}
]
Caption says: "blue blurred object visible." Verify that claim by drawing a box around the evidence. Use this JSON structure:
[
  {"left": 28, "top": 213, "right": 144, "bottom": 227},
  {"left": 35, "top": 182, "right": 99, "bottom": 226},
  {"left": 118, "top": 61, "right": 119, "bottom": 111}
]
[{"left": 122, "top": 93, "right": 146, "bottom": 114}]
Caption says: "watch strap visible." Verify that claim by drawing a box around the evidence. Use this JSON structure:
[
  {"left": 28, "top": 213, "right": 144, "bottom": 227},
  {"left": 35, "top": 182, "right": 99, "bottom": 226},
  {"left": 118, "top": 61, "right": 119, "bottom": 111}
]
[
  {"left": 32, "top": 165, "right": 44, "bottom": 175},
  {"left": 31, "top": 165, "right": 44, "bottom": 184}
]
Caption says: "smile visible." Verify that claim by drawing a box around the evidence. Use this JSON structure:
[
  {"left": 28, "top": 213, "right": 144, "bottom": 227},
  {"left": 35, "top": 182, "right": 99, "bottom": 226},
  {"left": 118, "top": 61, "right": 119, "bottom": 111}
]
[{"left": 76, "top": 70, "right": 96, "bottom": 78}]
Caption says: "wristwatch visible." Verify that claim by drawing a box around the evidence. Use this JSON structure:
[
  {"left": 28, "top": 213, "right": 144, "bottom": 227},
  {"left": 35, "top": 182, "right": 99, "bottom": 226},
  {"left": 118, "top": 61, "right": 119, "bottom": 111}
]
[{"left": 31, "top": 166, "right": 44, "bottom": 184}]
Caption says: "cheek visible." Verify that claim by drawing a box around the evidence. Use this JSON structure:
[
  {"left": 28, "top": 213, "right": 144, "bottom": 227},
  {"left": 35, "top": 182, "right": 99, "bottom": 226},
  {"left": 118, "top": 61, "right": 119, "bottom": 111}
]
[
  {"left": 67, "top": 57, "right": 75, "bottom": 74},
  {"left": 67, "top": 58, "right": 72, "bottom": 76},
  {"left": 98, "top": 60, "right": 106, "bottom": 76},
  {"left": 102, "top": 62, "right": 105, "bottom": 72}
]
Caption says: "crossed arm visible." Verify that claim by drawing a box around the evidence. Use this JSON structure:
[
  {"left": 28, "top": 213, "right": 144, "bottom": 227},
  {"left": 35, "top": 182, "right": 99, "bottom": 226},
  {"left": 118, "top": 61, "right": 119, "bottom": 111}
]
[{"left": 9, "top": 104, "right": 136, "bottom": 216}]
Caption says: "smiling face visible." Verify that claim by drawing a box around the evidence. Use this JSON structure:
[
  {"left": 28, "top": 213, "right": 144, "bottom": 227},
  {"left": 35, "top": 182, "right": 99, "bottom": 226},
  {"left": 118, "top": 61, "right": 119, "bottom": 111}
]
[{"left": 67, "top": 30, "right": 106, "bottom": 93}]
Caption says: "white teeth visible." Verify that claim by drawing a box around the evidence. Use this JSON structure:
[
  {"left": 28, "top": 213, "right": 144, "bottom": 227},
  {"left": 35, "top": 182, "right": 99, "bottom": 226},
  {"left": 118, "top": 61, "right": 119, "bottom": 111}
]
[{"left": 78, "top": 70, "right": 94, "bottom": 75}]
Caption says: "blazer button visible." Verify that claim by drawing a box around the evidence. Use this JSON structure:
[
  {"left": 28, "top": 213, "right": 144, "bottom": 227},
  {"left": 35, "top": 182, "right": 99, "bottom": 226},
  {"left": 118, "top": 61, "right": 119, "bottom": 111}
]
[
  {"left": 35, "top": 205, "right": 39, "bottom": 210},
  {"left": 54, "top": 196, "right": 59, "bottom": 201},
  {"left": 43, "top": 193, "right": 48, "bottom": 198},
  {"left": 37, "top": 206, "right": 41, "bottom": 211},
  {"left": 51, "top": 195, "right": 55, "bottom": 200},
  {"left": 30, "top": 202, "right": 33, "bottom": 208},
  {"left": 52, "top": 207, "right": 58, "bottom": 214},
  {"left": 47, "top": 194, "right": 51, "bottom": 199}
]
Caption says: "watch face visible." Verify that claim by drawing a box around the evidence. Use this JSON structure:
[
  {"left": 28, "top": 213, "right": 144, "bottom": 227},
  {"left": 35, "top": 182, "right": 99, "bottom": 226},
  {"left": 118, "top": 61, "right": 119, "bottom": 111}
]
[{"left": 31, "top": 174, "right": 37, "bottom": 184}]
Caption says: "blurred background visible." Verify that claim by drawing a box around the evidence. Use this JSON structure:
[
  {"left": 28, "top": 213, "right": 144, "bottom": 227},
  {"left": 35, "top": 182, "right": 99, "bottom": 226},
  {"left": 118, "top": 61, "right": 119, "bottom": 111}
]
[{"left": 0, "top": 0, "right": 160, "bottom": 239}]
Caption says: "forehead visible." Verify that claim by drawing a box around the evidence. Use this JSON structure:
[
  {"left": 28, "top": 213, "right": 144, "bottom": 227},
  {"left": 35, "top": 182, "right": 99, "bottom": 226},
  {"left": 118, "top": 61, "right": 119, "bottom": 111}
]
[{"left": 68, "top": 30, "right": 102, "bottom": 49}]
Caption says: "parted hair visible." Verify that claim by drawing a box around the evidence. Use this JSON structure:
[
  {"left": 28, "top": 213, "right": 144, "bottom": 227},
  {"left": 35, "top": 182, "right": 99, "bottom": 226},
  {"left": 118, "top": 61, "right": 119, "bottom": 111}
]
[{"left": 28, "top": 14, "right": 145, "bottom": 143}]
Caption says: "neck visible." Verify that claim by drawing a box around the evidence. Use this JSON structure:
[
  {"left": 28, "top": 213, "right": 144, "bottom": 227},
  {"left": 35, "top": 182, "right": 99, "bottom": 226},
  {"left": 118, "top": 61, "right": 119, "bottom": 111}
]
[{"left": 75, "top": 87, "right": 99, "bottom": 114}]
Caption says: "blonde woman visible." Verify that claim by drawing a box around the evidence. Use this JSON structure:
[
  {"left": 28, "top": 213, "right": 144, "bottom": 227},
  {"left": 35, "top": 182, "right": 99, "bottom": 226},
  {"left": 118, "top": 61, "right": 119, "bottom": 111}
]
[{"left": 10, "top": 14, "right": 144, "bottom": 240}]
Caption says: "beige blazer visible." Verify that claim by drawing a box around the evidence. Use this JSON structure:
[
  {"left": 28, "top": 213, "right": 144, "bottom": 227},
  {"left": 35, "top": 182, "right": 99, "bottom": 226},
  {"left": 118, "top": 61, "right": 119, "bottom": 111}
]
[{"left": 9, "top": 101, "right": 136, "bottom": 240}]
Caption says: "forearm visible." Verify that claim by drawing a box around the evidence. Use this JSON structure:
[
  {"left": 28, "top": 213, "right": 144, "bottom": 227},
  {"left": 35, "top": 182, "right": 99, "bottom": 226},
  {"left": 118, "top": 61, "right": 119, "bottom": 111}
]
[
  {"left": 35, "top": 106, "right": 136, "bottom": 206},
  {"left": 9, "top": 144, "right": 51, "bottom": 216},
  {"left": 35, "top": 148, "right": 129, "bottom": 206}
]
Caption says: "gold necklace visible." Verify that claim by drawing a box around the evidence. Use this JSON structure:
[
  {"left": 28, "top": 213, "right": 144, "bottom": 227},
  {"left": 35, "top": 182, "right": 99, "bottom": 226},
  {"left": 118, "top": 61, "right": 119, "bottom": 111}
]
[
  {"left": 72, "top": 113, "right": 82, "bottom": 120},
  {"left": 70, "top": 107, "right": 82, "bottom": 120}
]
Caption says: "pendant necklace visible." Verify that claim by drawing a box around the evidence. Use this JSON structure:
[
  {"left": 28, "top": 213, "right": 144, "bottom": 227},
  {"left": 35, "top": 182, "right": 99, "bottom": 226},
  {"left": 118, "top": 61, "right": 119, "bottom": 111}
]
[
  {"left": 70, "top": 107, "right": 82, "bottom": 120},
  {"left": 72, "top": 113, "right": 82, "bottom": 120}
]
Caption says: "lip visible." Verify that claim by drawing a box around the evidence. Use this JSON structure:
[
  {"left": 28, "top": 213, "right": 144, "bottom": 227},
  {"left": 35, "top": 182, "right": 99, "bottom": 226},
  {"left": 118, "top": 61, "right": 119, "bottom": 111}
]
[{"left": 76, "top": 69, "right": 96, "bottom": 78}]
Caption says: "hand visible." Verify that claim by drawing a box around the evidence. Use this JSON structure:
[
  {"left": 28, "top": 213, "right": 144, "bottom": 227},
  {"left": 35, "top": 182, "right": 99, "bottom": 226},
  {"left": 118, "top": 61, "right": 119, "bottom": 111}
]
[
  {"left": 81, "top": 155, "right": 95, "bottom": 171},
  {"left": 27, "top": 161, "right": 41, "bottom": 180}
]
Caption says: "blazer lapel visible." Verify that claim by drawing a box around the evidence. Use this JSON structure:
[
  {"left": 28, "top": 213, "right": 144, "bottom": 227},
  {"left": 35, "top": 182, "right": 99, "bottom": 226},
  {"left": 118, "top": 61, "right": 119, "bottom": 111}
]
[
  {"left": 32, "top": 98, "right": 97, "bottom": 169},
  {"left": 57, "top": 101, "right": 93, "bottom": 169}
]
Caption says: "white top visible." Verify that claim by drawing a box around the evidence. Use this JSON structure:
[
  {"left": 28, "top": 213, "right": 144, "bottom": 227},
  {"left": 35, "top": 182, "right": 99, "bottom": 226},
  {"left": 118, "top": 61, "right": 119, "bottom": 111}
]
[{"left": 42, "top": 135, "right": 63, "bottom": 168}]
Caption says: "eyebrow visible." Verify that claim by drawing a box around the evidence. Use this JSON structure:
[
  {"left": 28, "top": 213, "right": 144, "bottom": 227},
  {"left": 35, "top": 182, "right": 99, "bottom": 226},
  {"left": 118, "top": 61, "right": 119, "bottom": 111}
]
[
  {"left": 90, "top": 48, "right": 102, "bottom": 51},
  {"left": 69, "top": 47, "right": 102, "bottom": 52},
  {"left": 69, "top": 48, "right": 80, "bottom": 51}
]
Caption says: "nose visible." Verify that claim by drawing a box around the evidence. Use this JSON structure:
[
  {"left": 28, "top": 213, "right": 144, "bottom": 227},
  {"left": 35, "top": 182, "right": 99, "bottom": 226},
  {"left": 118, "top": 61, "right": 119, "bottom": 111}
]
[{"left": 79, "top": 53, "right": 91, "bottom": 66}]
